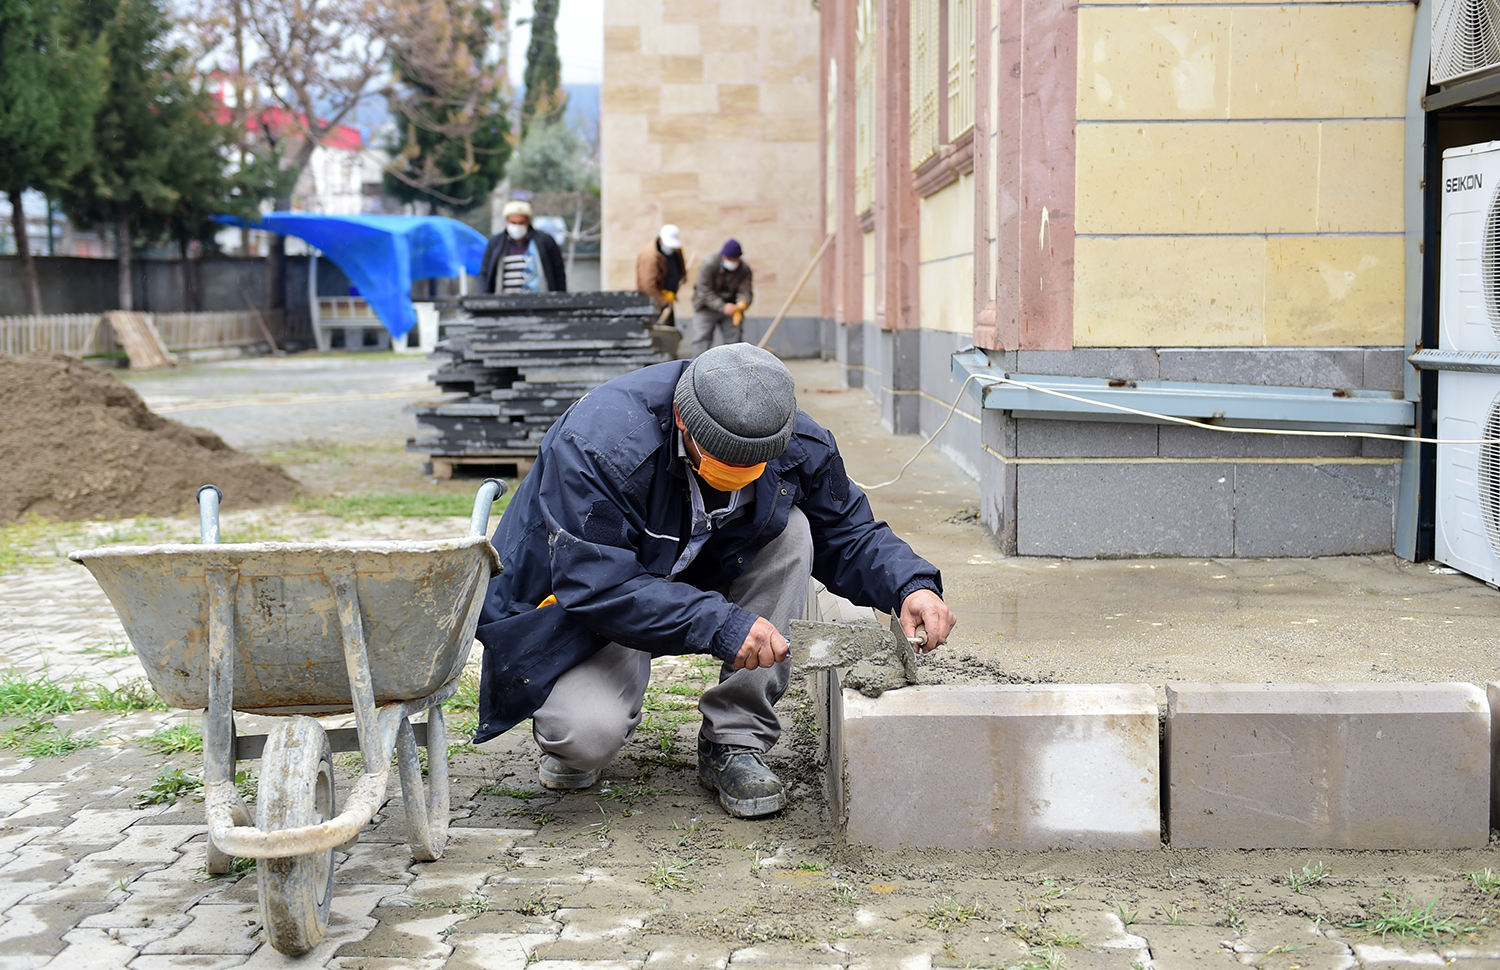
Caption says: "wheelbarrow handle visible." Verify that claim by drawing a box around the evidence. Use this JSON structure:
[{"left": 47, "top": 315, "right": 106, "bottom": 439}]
[
  {"left": 469, "top": 478, "right": 508, "bottom": 537},
  {"left": 197, "top": 485, "right": 224, "bottom": 544}
]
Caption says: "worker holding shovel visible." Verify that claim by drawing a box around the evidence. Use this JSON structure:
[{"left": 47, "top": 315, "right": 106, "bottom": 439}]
[
  {"left": 688, "top": 239, "right": 754, "bottom": 357},
  {"left": 637, "top": 224, "right": 688, "bottom": 329}
]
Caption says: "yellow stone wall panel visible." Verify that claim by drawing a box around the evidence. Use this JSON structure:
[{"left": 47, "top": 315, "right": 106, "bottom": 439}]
[
  {"left": 920, "top": 174, "right": 976, "bottom": 261},
  {"left": 660, "top": 55, "right": 705, "bottom": 84},
  {"left": 704, "top": 53, "right": 761, "bottom": 84},
  {"left": 1078, "top": 8, "right": 1231, "bottom": 121},
  {"left": 920, "top": 255, "right": 976, "bottom": 333},
  {"left": 605, "top": 53, "right": 663, "bottom": 85},
  {"left": 762, "top": 83, "right": 815, "bottom": 115},
  {"left": 604, "top": 0, "right": 662, "bottom": 26},
  {"left": 765, "top": 55, "right": 819, "bottom": 84},
  {"left": 661, "top": 0, "right": 704, "bottom": 23},
  {"left": 641, "top": 172, "right": 701, "bottom": 198},
  {"left": 863, "top": 230, "right": 877, "bottom": 325},
  {"left": 701, "top": 25, "right": 759, "bottom": 53},
  {"left": 718, "top": 84, "right": 760, "bottom": 114},
  {"left": 1075, "top": 122, "right": 1319, "bottom": 234},
  {"left": 604, "top": 26, "right": 641, "bottom": 54},
  {"left": 717, "top": 204, "right": 780, "bottom": 227},
  {"left": 641, "top": 24, "right": 701, "bottom": 56},
  {"left": 764, "top": 115, "right": 821, "bottom": 142},
  {"left": 1074, "top": 235, "right": 1267, "bottom": 347},
  {"left": 602, "top": 83, "right": 661, "bottom": 114},
  {"left": 1228, "top": 5, "right": 1414, "bottom": 119},
  {"left": 658, "top": 83, "right": 720, "bottom": 114},
  {"left": 1317, "top": 120, "right": 1405, "bottom": 232},
  {"left": 649, "top": 114, "right": 715, "bottom": 143},
  {"left": 1264, "top": 236, "right": 1405, "bottom": 346}
]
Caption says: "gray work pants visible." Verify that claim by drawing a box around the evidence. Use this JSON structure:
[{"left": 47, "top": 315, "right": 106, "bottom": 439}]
[
  {"left": 531, "top": 507, "right": 813, "bottom": 768},
  {"left": 688, "top": 309, "right": 743, "bottom": 358}
]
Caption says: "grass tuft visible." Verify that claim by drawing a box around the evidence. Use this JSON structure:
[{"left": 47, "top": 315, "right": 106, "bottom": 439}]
[
  {"left": 645, "top": 855, "right": 696, "bottom": 891},
  {"left": 921, "top": 897, "right": 985, "bottom": 931},
  {"left": 137, "top": 766, "right": 204, "bottom": 807},
  {"left": 1348, "top": 892, "right": 1484, "bottom": 941},
  {"left": 144, "top": 724, "right": 203, "bottom": 755},
  {"left": 1289, "top": 861, "right": 1329, "bottom": 893}
]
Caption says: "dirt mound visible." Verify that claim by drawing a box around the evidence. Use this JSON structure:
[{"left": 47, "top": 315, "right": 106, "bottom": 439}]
[{"left": 0, "top": 352, "right": 301, "bottom": 523}]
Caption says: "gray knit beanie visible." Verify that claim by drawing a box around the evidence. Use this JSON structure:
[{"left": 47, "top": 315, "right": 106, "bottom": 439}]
[{"left": 674, "top": 345, "right": 796, "bottom": 465}]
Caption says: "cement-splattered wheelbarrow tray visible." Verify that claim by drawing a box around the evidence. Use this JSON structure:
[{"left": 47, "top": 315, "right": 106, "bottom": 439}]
[{"left": 68, "top": 480, "right": 505, "bottom": 956}]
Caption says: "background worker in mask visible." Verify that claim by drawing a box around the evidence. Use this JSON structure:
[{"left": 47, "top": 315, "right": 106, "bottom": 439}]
[
  {"left": 479, "top": 200, "right": 567, "bottom": 293},
  {"left": 471, "top": 344, "right": 956, "bottom": 819},
  {"left": 688, "top": 238, "right": 753, "bottom": 357},
  {"left": 637, "top": 224, "right": 688, "bottom": 329}
]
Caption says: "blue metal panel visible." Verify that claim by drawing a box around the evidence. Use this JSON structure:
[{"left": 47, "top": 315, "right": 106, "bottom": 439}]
[{"left": 952, "top": 349, "right": 1414, "bottom": 434}]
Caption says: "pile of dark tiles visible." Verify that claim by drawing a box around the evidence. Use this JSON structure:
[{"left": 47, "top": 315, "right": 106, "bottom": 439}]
[{"left": 406, "top": 291, "right": 666, "bottom": 469}]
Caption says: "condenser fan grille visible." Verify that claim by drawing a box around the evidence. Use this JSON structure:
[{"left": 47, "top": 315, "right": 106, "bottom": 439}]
[
  {"left": 1482, "top": 187, "right": 1500, "bottom": 340},
  {"left": 1433, "top": 0, "right": 1500, "bottom": 85},
  {"left": 1480, "top": 394, "right": 1500, "bottom": 557}
]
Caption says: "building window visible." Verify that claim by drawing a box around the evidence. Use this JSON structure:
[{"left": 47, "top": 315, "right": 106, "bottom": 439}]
[
  {"left": 855, "top": 0, "right": 876, "bottom": 215},
  {"left": 909, "top": 0, "right": 941, "bottom": 169},
  {"left": 947, "top": 0, "right": 974, "bottom": 140}
]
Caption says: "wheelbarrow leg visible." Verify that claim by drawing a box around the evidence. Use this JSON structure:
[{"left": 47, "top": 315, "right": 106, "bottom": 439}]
[
  {"left": 203, "top": 568, "right": 251, "bottom": 875},
  {"left": 396, "top": 704, "right": 450, "bottom": 862}
]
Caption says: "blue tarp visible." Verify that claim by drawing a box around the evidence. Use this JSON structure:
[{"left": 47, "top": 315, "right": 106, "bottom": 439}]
[{"left": 218, "top": 213, "right": 488, "bottom": 339}]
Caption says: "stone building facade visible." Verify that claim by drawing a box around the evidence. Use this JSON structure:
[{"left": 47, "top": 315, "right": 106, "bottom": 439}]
[{"left": 601, "top": 0, "right": 825, "bottom": 352}]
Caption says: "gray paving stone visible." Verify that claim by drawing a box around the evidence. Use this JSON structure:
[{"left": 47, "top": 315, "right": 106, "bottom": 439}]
[
  {"left": 443, "top": 930, "right": 557, "bottom": 969},
  {"left": 1165, "top": 683, "right": 1490, "bottom": 849},
  {"left": 19, "top": 859, "right": 149, "bottom": 905},
  {"left": 45, "top": 927, "right": 142, "bottom": 968},
  {"left": 640, "top": 935, "right": 731, "bottom": 968},
  {"left": 82, "top": 825, "right": 201, "bottom": 865},
  {"left": 1135, "top": 924, "right": 1242, "bottom": 968},
  {"left": 324, "top": 907, "right": 462, "bottom": 962},
  {"left": 1351, "top": 941, "right": 1446, "bottom": 966},
  {"left": 526, "top": 961, "right": 643, "bottom": 970},
  {"left": 327, "top": 958, "right": 446, "bottom": 970},
  {"left": 127, "top": 957, "right": 248, "bottom": 969},
  {"left": 139, "top": 903, "right": 261, "bottom": 956},
  {"left": 725, "top": 942, "right": 844, "bottom": 967},
  {"left": 334, "top": 843, "right": 416, "bottom": 887},
  {"left": 0, "top": 847, "right": 76, "bottom": 887},
  {"left": 0, "top": 902, "right": 114, "bottom": 964},
  {"left": 0, "top": 786, "right": 62, "bottom": 817}
]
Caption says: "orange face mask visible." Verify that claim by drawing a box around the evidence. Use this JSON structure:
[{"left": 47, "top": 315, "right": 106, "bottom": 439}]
[{"left": 696, "top": 452, "right": 766, "bottom": 492}]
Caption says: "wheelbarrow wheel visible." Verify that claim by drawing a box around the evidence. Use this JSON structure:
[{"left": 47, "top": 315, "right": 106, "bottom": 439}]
[{"left": 256, "top": 716, "right": 336, "bottom": 956}]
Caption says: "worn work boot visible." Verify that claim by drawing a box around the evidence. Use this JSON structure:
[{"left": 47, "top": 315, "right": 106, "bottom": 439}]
[
  {"left": 537, "top": 753, "right": 600, "bottom": 790},
  {"left": 697, "top": 734, "right": 786, "bottom": 818}
]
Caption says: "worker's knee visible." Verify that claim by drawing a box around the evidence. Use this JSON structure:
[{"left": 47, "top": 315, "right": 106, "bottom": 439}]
[{"left": 533, "top": 711, "right": 635, "bottom": 771}]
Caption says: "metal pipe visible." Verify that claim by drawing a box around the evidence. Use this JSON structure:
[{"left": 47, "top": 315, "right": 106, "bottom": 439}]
[
  {"left": 469, "top": 478, "right": 507, "bottom": 537},
  {"left": 197, "top": 485, "right": 223, "bottom": 544}
]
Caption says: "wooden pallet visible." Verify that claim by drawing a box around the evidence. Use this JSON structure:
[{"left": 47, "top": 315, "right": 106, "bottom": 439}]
[
  {"left": 426, "top": 454, "right": 536, "bottom": 480},
  {"left": 105, "top": 311, "right": 175, "bottom": 369}
]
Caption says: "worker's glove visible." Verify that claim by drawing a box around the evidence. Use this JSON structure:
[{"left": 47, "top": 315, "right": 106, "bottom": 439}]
[{"left": 663, "top": 290, "right": 675, "bottom": 304}]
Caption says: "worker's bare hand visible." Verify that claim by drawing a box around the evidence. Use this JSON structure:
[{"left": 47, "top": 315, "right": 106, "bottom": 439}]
[
  {"left": 733, "top": 617, "right": 789, "bottom": 670},
  {"left": 899, "top": 589, "right": 956, "bottom": 653},
  {"left": 723, "top": 302, "right": 739, "bottom": 315}
]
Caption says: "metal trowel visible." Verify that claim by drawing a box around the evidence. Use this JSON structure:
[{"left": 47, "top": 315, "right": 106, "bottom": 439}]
[{"left": 788, "top": 615, "right": 927, "bottom": 697}]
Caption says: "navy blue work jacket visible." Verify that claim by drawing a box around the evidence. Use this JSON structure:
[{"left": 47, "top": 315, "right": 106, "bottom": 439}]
[{"left": 472, "top": 360, "right": 942, "bottom": 742}]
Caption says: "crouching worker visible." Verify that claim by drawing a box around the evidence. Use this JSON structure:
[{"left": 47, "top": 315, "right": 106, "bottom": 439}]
[{"left": 471, "top": 344, "right": 956, "bottom": 818}]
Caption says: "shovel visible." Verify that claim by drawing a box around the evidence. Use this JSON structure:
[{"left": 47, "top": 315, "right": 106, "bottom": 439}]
[{"left": 789, "top": 615, "right": 927, "bottom": 698}]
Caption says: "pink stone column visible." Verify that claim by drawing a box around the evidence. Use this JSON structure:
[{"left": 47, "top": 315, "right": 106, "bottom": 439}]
[{"left": 1017, "top": 0, "right": 1076, "bottom": 350}]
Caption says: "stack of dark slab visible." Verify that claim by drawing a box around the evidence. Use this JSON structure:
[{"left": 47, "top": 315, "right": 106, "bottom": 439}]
[{"left": 407, "top": 291, "right": 666, "bottom": 477}]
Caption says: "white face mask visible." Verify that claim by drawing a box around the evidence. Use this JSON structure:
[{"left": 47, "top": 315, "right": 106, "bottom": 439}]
[
  {"left": 506, "top": 222, "right": 528, "bottom": 240},
  {"left": 661, "top": 242, "right": 680, "bottom": 254},
  {"left": 721, "top": 258, "right": 739, "bottom": 271}
]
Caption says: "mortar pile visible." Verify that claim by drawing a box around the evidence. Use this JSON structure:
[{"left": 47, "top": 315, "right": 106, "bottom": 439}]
[{"left": 0, "top": 352, "right": 300, "bottom": 524}]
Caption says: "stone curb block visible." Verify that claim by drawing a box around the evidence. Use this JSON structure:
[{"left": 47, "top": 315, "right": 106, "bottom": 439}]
[
  {"left": 1165, "top": 682, "right": 1490, "bottom": 849},
  {"left": 839, "top": 683, "right": 1160, "bottom": 850}
]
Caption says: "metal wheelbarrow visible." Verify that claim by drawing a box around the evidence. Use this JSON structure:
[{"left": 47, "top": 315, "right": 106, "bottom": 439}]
[{"left": 68, "top": 480, "right": 506, "bottom": 956}]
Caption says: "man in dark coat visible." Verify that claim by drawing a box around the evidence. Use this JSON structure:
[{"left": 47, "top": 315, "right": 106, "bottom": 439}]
[
  {"left": 689, "top": 238, "right": 753, "bottom": 357},
  {"left": 636, "top": 223, "right": 687, "bottom": 328},
  {"left": 473, "top": 344, "right": 957, "bottom": 818},
  {"left": 479, "top": 200, "right": 566, "bottom": 293}
]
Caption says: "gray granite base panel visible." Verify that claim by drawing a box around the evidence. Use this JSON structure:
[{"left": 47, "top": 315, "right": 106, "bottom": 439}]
[
  {"left": 1016, "top": 463, "right": 1236, "bottom": 558},
  {"left": 1018, "top": 419, "right": 1159, "bottom": 458},
  {"left": 838, "top": 322, "right": 865, "bottom": 388},
  {"left": 1231, "top": 463, "right": 1398, "bottom": 557},
  {"left": 742, "top": 315, "right": 823, "bottom": 359}
]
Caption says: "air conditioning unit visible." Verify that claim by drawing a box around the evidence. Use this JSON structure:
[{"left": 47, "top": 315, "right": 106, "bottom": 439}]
[
  {"left": 1432, "top": 0, "right": 1500, "bottom": 86},
  {"left": 1435, "top": 370, "right": 1500, "bottom": 585},
  {"left": 1440, "top": 141, "right": 1500, "bottom": 353}
]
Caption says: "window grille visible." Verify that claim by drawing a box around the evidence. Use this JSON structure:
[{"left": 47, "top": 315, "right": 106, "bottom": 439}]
[
  {"left": 855, "top": 0, "right": 876, "bottom": 214},
  {"left": 909, "top": 0, "right": 941, "bottom": 169},
  {"left": 947, "top": 0, "right": 975, "bottom": 139}
]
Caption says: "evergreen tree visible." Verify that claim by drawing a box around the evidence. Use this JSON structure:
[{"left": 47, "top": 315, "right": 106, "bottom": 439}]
[
  {"left": 384, "top": 0, "right": 512, "bottom": 215},
  {"left": 521, "top": 0, "right": 566, "bottom": 132},
  {"left": 61, "top": 0, "right": 236, "bottom": 309},
  {"left": 0, "top": 0, "right": 102, "bottom": 314}
]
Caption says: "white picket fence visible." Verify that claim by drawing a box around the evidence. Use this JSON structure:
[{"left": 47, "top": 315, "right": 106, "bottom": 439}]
[{"left": 0, "top": 310, "right": 280, "bottom": 357}]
